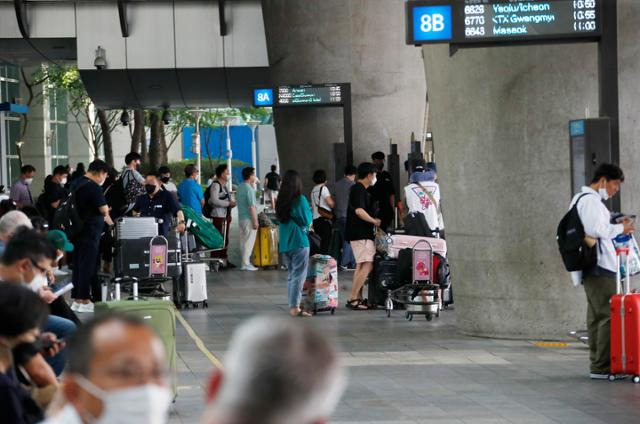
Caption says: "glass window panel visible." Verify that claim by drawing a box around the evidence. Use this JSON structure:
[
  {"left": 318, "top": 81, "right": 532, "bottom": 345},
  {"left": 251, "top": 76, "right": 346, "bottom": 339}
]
[
  {"left": 7, "top": 120, "right": 21, "bottom": 155},
  {"left": 56, "top": 92, "right": 67, "bottom": 121},
  {"left": 0, "top": 81, "right": 6, "bottom": 103},
  {"left": 5, "top": 65, "right": 19, "bottom": 81},
  {"left": 9, "top": 158, "right": 21, "bottom": 184},
  {"left": 7, "top": 82, "right": 19, "bottom": 103},
  {"left": 56, "top": 123, "right": 68, "bottom": 156},
  {"left": 49, "top": 90, "right": 56, "bottom": 120}
]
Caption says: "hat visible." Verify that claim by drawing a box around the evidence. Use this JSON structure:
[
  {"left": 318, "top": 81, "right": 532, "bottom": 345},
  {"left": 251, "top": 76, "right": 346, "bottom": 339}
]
[{"left": 47, "top": 230, "right": 74, "bottom": 252}]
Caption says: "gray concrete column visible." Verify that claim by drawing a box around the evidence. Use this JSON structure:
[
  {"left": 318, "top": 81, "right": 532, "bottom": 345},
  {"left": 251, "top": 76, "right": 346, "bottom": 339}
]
[
  {"left": 422, "top": 42, "right": 600, "bottom": 339},
  {"left": 262, "top": 0, "right": 426, "bottom": 187}
]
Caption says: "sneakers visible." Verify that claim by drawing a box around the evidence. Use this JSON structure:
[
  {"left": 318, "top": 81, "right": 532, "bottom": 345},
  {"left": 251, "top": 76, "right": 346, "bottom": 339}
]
[
  {"left": 75, "top": 302, "right": 95, "bottom": 313},
  {"left": 241, "top": 264, "right": 259, "bottom": 271},
  {"left": 589, "top": 373, "right": 610, "bottom": 380},
  {"left": 70, "top": 301, "right": 80, "bottom": 312}
]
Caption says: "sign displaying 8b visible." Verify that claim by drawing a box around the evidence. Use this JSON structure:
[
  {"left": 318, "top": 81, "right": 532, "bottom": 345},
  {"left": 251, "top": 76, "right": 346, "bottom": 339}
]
[{"left": 412, "top": 5, "right": 452, "bottom": 42}]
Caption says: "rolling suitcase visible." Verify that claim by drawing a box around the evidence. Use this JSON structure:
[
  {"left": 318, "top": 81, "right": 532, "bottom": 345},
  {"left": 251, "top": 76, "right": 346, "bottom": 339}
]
[
  {"left": 95, "top": 284, "right": 178, "bottom": 397},
  {"left": 174, "top": 262, "right": 208, "bottom": 309},
  {"left": 116, "top": 216, "right": 158, "bottom": 239},
  {"left": 387, "top": 234, "right": 447, "bottom": 259},
  {"left": 114, "top": 235, "right": 182, "bottom": 280},
  {"left": 610, "top": 247, "right": 640, "bottom": 383},
  {"left": 253, "top": 226, "right": 279, "bottom": 268},
  {"left": 302, "top": 254, "right": 338, "bottom": 314},
  {"left": 369, "top": 255, "right": 398, "bottom": 307}
]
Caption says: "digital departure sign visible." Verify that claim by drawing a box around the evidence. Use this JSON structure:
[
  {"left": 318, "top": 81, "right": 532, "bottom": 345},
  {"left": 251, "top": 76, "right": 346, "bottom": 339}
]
[
  {"left": 253, "top": 84, "right": 346, "bottom": 108},
  {"left": 406, "top": 0, "right": 601, "bottom": 45}
]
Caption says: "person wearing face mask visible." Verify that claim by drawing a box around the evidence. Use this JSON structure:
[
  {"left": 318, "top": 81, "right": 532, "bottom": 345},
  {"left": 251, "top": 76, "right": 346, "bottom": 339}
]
[
  {"left": 345, "top": 163, "right": 380, "bottom": 310},
  {"left": 46, "top": 230, "right": 80, "bottom": 326},
  {"left": 157, "top": 166, "right": 178, "bottom": 199},
  {"left": 43, "top": 314, "right": 172, "bottom": 424},
  {"left": 368, "top": 151, "right": 395, "bottom": 232},
  {"left": 0, "top": 283, "right": 50, "bottom": 424},
  {"left": 568, "top": 163, "right": 635, "bottom": 380},
  {"left": 0, "top": 228, "right": 74, "bottom": 377},
  {"left": 132, "top": 174, "right": 186, "bottom": 236},
  {"left": 236, "top": 167, "right": 259, "bottom": 271},
  {"left": 37, "top": 166, "right": 69, "bottom": 226},
  {"left": 70, "top": 160, "right": 114, "bottom": 314},
  {"left": 10, "top": 164, "right": 36, "bottom": 208}
]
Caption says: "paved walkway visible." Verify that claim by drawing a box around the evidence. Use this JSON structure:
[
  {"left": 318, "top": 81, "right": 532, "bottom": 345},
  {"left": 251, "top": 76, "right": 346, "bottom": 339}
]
[{"left": 169, "top": 265, "right": 640, "bottom": 424}]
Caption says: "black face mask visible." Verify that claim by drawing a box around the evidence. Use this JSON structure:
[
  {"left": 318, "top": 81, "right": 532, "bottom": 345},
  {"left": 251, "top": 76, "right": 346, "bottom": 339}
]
[
  {"left": 376, "top": 163, "right": 384, "bottom": 171},
  {"left": 160, "top": 176, "right": 170, "bottom": 184},
  {"left": 145, "top": 184, "right": 156, "bottom": 195}
]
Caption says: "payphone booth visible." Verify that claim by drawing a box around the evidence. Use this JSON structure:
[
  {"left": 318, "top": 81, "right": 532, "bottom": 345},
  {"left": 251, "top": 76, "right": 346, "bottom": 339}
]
[{"left": 569, "top": 118, "right": 616, "bottom": 209}]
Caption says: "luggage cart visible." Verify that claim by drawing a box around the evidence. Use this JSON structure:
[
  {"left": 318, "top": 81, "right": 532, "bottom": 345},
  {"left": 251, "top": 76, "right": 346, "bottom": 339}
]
[
  {"left": 385, "top": 239, "right": 441, "bottom": 321},
  {"left": 181, "top": 218, "right": 226, "bottom": 272}
]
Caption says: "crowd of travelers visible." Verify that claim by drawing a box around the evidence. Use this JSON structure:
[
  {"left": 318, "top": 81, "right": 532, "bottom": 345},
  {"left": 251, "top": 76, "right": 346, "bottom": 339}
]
[{"left": 0, "top": 154, "right": 345, "bottom": 423}]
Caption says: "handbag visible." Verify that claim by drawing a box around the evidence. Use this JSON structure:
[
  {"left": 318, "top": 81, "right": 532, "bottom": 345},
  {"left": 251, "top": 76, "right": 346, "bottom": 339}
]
[
  {"left": 316, "top": 186, "right": 335, "bottom": 221},
  {"left": 374, "top": 228, "right": 392, "bottom": 255}
]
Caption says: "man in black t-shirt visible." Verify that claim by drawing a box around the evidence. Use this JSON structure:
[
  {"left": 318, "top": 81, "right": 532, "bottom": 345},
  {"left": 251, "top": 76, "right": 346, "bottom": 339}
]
[
  {"left": 71, "top": 160, "right": 114, "bottom": 313},
  {"left": 369, "top": 151, "right": 395, "bottom": 232},
  {"left": 263, "top": 165, "right": 281, "bottom": 210},
  {"left": 38, "top": 165, "right": 68, "bottom": 224},
  {"left": 133, "top": 174, "right": 186, "bottom": 236},
  {"left": 345, "top": 162, "right": 380, "bottom": 310}
]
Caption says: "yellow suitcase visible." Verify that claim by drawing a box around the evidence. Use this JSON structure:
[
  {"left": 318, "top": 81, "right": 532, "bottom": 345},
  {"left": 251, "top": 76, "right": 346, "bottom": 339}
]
[{"left": 253, "top": 226, "right": 279, "bottom": 267}]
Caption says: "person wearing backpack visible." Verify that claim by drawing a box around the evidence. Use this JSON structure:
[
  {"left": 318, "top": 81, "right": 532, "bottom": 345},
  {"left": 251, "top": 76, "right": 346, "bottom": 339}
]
[
  {"left": 565, "top": 164, "right": 634, "bottom": 380},
  {"left": 69, "top": 160, "right": 114, "bottom": 313},
  {"left": 402, "top": 165, "right": 444, "bottom": 238},
  {"left": 121, "top": 152, "right": 146, "bottom": 213},
  {"left": 207, "top": 164, "right": 236, "bottom": 267}
]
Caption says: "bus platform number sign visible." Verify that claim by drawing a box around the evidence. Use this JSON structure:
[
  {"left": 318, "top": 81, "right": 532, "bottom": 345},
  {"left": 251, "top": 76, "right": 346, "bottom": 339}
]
[
  {"left": 253, "top": 88, "right": 274, "bottom": 107},
  {"left": 412, "top": 5, "right": 453, "bottom": 42}
]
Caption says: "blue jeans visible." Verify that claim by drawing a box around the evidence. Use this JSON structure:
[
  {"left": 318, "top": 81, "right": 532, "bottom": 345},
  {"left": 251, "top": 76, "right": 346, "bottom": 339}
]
[
  {"left": 43, "top": 315, "right": 77, "bottom": 376},
  {"left": 285, "top": 247, "right": 310, "bottom": 308},
  {"left": 337, "top": 217, "right": 355, "bottom": 268}
]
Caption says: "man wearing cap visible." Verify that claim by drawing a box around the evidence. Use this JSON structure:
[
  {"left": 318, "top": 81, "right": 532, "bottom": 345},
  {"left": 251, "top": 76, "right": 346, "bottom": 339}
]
[{"left": 46, "top": 230, "right": 80, "bottom": 326}]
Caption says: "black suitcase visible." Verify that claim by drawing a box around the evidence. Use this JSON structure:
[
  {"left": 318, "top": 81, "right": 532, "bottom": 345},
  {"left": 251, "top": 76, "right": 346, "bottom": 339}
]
[
  {"left": 368, "top": 255, "right": 399, "bottom": 307},
  {"left": 114, "top": 235, "right": 182, "bottom": 279}
]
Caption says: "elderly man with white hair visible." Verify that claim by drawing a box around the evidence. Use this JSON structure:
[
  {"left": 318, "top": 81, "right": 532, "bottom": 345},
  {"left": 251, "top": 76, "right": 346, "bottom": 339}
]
[
  {"left": 0, "top": 209, "right": 33, "bottom": 256},
  {"left": 202, "top": 316, "right": 346, "bottom": 424}
]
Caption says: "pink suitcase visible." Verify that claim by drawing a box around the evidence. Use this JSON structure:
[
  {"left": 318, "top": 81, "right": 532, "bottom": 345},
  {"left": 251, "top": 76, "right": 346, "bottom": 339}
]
[{"left": 388, "top": 235, "right": 447, "bottom": 259}]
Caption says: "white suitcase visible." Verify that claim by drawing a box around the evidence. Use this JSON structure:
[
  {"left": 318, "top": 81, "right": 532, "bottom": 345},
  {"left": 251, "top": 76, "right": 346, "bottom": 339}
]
[
  {"left": 178, "top": 262, "right": 208, "bottom": 308},
  {"left": 116, "top": 217, "right": 158, "bottom": 239}
]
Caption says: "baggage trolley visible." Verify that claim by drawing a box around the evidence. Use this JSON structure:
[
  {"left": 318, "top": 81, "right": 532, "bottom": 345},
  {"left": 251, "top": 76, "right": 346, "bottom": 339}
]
[
  {"left": 385, "top": 239, "right": 441, "bottom": 321},
  {"left": 181, "top": 218, "right": 226, "bottom": 272}
]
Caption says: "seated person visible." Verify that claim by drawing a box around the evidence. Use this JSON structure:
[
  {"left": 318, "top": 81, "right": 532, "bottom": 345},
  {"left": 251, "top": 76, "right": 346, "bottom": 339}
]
[
  {"left": 0, "top": 228, "right": 75, "bottom": 376},
  {"left": 202, "top": 316, "right": 346, "bottom": 424},
  {"left": 0, "top": 283, "right": 50, "bottom": 424},
  {"left": 43, "top": 314, "right": 172, "bottom": 424},
  {"left": 132, "top": 174, "right": 186, "bottom": 236}
]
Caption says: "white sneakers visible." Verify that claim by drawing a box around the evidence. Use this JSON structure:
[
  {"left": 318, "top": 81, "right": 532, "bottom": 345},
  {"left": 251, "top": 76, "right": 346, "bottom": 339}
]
[
  {"left": 589, "top": 373, "right": 609, "bottom": 380},
  {"left": 71, "top": 301, "right": 95, "bottom": 313},
  {"left": 241, "top": 264, "right": 259, "bottom": 271}
]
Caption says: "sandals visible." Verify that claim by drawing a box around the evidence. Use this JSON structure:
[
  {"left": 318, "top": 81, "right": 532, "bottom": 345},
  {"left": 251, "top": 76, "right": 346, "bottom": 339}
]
[
  {"left": 290, "top": 308, "right": 312, "bottom": 317},
  {"left": 346, "top": 299, "right": 369, "bottom": 310}
]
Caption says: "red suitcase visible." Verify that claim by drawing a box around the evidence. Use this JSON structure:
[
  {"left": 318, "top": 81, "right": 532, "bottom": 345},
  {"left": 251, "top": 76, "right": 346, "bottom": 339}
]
[{"left": 610, "top": 247, "right": 640, "bottom": 383}]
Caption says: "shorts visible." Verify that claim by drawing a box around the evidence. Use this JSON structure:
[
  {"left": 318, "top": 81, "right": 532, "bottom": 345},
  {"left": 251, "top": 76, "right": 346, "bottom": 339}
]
[
  {"left": 350, "top": 239, "right": 375, "bottom": 263},
  {"left": 264, "top": 189, "right": 278, "bottom": 202}
]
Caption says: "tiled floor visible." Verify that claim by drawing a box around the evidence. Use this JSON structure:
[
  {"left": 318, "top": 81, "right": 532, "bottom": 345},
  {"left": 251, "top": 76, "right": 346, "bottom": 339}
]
[{"left": 169, "top": 265, "right": 640, "bottom": 423}]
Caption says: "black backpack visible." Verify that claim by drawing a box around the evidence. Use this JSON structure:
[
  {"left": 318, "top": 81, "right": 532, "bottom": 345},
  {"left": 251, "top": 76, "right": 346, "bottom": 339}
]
[
  {"left": 556, "top": 193, "right": 598, "bottom": 272},
  {"left": 202, "top": 182, "right": 214, "bottom": 218},
  {"left": 52, "top": 180, "right": 90, "bottom": 240},
  {"left": 104, "top": 177, "right": 127, "bottom": 219}
]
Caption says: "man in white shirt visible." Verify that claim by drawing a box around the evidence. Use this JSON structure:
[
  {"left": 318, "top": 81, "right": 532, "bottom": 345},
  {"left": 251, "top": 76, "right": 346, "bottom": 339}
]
[{"left": 569, "top": 164, "right": 634, "bottom": 380}]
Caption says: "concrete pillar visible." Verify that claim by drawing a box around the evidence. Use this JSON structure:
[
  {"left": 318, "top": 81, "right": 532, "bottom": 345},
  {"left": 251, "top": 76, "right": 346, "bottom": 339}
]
[
  {"left": 262, "top": 0, "right": 425, "bottom": 188},
  {"left": 422, "top": 43, "right": 600, "bottom": 339}
]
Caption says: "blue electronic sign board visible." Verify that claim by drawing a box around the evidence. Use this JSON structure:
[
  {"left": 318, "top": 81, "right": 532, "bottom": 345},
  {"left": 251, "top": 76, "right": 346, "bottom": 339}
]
[
  {"left": 253, "top": 88, "right": 274, "bottom": 107},
  {"left": 412, "top": 5, "right": 453, "bottom": 42}
]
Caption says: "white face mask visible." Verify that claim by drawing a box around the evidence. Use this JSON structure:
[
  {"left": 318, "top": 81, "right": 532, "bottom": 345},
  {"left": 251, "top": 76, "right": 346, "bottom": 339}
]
[
  {"left": 76, "top": 376, "right": 171, "bottom": 424},
  {"left": 61, "top": 177, "right": 68, "bottom": 185},
  {"left": 25, "top": 272, "right": 48, "bottom": 292},
  {"left": 56, "top": 253, "right": 64, "bottom": 264},
  {"left": 371, "top": 175, "right": 378, "bottom": 186},
  {"left": 599, "top": 185, "right": 609, "bottom": 201},
  {"left": 25, "top": 178, "right": 34, "bottom": 185}
]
